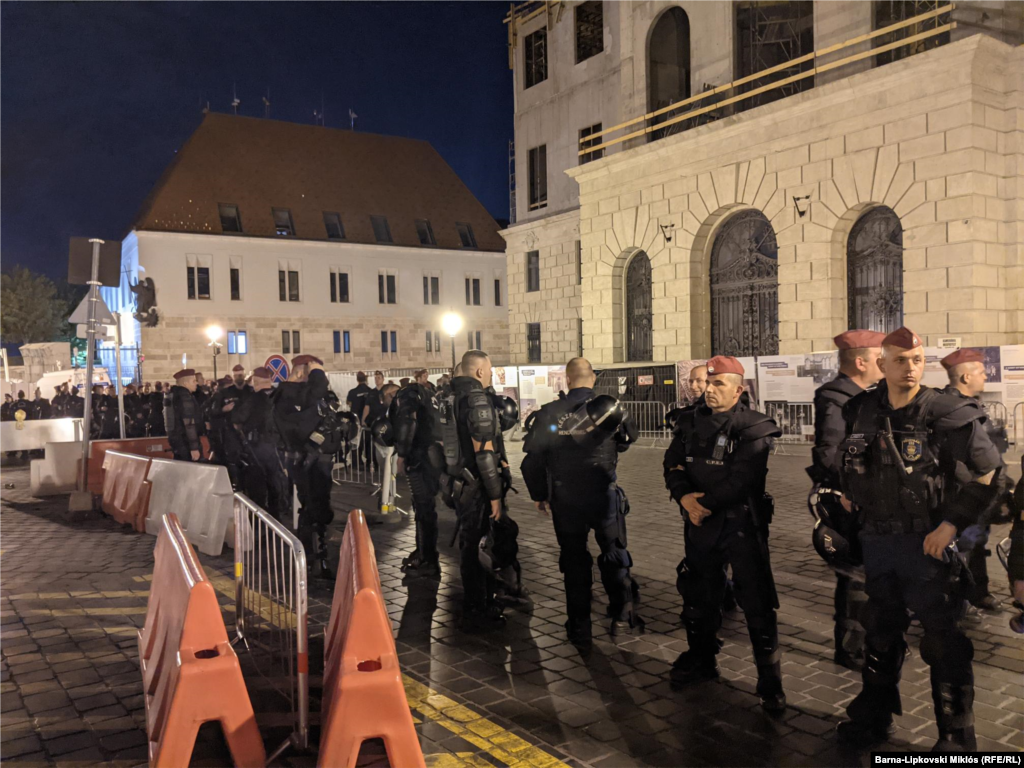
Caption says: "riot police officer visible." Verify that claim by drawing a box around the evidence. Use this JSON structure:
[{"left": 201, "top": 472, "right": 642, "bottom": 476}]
[
  {"left": 940, "top": 348, "right": 1008, "bottom": 611},
  {"left": 233, "top": 366, "right": 289, "bottom": 522},
  {"left": 522, "top": 357, "right": 642, "bottom": 647},
  {"left": 275, "top": 355, "right": 340, "bottom": 579},
  {"left": 390, "top": 374, "right": 443, "bottom": 578},
  {"left": 148, "top": 382, "right": 166, "bottom": 436},
  {"left": 663, "top": 356, "right": 786, "bottom": 713},
  {"left": 164, "top": 369, "right": 202, "bottom": 461},
  {"left": 807, "top": 330, "right": 885, "bottom": 670},
  {"left": 65, "top": 387, "right": 85, "bottom": 419},
  {"left": 1, "top": 394, "right": 12, "bottom": 421},
  {"left": 438, "top": 350, "right": 519, "bottom": 631},
  {"left": 208, "top": 365, "right": 250, "bottom": 488},
  {"left": 31, "top": 388, "right": 51, "bottom": 420},
  {"left": 836, "top": 327, "right": 1002, "bottom": 752}
]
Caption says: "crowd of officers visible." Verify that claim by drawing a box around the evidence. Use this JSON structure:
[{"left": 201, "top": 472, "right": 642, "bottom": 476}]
[{"left": 18, "top": 329, "right": 1021, "bottom": 756}]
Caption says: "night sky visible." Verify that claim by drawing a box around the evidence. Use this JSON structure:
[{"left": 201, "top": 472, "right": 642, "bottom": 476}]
[{"left": 1, "top": 2, "right": 514, "bottom": 281}]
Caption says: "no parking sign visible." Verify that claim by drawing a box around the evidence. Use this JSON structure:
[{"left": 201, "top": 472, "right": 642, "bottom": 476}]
[{"left": 264, "top": 355, "right": 289, "bottom": 383}]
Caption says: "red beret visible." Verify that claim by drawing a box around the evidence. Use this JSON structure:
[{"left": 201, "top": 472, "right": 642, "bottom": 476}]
[
  {"left": 173, "top": 368, "right": 196, "bottom": 380},
  {"left": 833, "top": 330, "right": 887, "bottom": 350},
  {"left": 881, "top": 326, "right": 922, "bottom": 350},
  {"left": 291, "top": 355, "right": 311, "bottom": 366},
  {"left": 940, "top": 348, "right": 984, "bottom": 370},
  {"left": 232, "top": 364, "right": 245, "bottom": 373},
  {"left": 252, "top": 367, "right": 273, "bottom": 379},
  {"left": 706, "top": 356, "right": 745, "bottom": 376}
]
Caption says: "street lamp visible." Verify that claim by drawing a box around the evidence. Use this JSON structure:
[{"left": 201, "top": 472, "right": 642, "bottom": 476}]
[
  {"left": 206, "top": 325, "right": 223, "bottom": 380},
  {"left": 441, "top": 311, "right": 463, "bottom": 373}
]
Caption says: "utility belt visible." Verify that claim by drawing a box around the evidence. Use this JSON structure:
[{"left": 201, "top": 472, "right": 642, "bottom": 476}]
[
  {"left": 439, "top": 468, "right": 480, "bottom": 510},
  {"left": 860, "top": 517, "right": 930, "bottom": 536}
]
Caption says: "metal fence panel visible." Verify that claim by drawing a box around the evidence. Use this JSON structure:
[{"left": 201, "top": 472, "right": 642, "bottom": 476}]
[
  {"left": 233, "top": 493, "right": 309, "bottom": 760},
  {"left": 619, "top": 400, "right": 671, "bottom": 446}
]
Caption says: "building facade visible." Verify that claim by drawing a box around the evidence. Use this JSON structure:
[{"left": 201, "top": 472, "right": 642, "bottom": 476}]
[
  {"left": 103, "top": 114, "right": 508, "bottom": 381},
  {"left": 502, "top": 1, "right": 1024, "bottom": 367}
]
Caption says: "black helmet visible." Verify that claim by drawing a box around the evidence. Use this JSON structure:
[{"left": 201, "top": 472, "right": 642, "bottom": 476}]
[
  {"left": 812, "top": 519, "right": 853, "bottom": 571},
  {"left": 492, "top": 394, "right": 519, "bottom": 432},
  {"left": 370, "top": 416, "right": 394, "bottom": 447},
  {"left": 586, "top": 394, "right": 624, "bottom": 435},
  {"left": 665, "top": 406, "right": 686, "bottom": 431},
  {"left": 478, "top": 516, "right": 520, "bottom": 576},
  {"left": 808, "top": 485, "right": 845, "bottom": 524},
  {"left": 338, "top": 411, "right": 360, "bottom": 443}
]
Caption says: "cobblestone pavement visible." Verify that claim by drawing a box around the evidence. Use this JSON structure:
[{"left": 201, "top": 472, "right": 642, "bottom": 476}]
[{"left": 2, "top": 444, "right": 1022, "bottom": 767}]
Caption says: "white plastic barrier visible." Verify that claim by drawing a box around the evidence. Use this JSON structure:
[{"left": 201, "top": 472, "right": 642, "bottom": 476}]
[
  {"left": 30, "top": 442, "right": 83, "bottom": 496},
  {"left": 1, "top": 418, "right": 83, "bottom": 452},
  {"left": 144, "top": 458, "right": 235, "bottom": 556}
]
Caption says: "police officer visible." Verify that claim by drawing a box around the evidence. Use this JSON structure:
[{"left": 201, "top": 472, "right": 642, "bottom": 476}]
[
  {"left": 663, "top": 356, "right": 786, "bottom": 713},
  {"left": 439, "top": 350, "right": 519, "bottom": 631},
  {"left": 208, "top": 365, "right": 250, "bottom": 488},
  {"left": 1009, "top": 458, "right": 1023, "bottom": 626},
  {"left": 940, "top": 348, "right": 1008, "bottom": 611},
  {"left": 164, "top": 369, "right": 202, "bottom": 461},
  {"left": 362, "top": 370, "right": 388, "bottom": 469},
  {"left": 275, "top": 355, "right": 339, "bottom": 579},
  {"left": 232, "top": 366, "right": 289, "bottom": 522},
  {"left": 391, "top": 373, "right": 443, "bottom": 578},
  {"left": 148, "top": 382, "right": 166, "bottom": 436},
  {"left": 1, "top": 394, "right": 12, "bottom": 421},
  {"left": 836, "top": 328, "right": 1002, "bottom": 752},
  {"left": 65, "top": 386, "right": 85, "bottom": 418},
  {"left": 12, "top": 391, "right": 32, "bottom": 421},
  {"left": 31, "top": 388, "right": 51, "bottom": 420},
  {"left": 521, "top": 357, "right": 642, "bottom": 647},
  {"left": 807, "top": 330, "right": 886, "bottom": 670},
  {"left": 51, "top": 385, "right": 68, "bottom": 419}
]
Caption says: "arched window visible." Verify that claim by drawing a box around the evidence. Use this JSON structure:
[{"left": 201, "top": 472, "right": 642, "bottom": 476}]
[
  {"left": 710, "top": 210, "right": 779, "bottom": 356},
  {"left": 847, "top": 206, "right": 903, "bottom": 333},
  {"left": 626, "top": 251, "right": 653, "bottom": 361},
  {"left": 648, "top": 8, "right": 690, "bottom": 140}
]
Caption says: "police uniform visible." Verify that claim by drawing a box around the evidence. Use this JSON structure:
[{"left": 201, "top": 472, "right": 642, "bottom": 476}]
[
  {"left": 439, "top": 374, "right": 518, "bottom": 628},
  {"left": 837, "top": 328, "right": 1003, "bottom": 752},
  {"left": 940, "top": 348, "right": 1008, "bottom": 611},
  {"left": 521, "top": 387, "right": 642, "bottom": 646},
  {"left": 65, "top": 390, "right": 85, "bottom": 419},
  {"left": 164, "top": 370, "right": 202, "bottom": 461},
  {"left": 233, "top": 367, "right": 289, "bottom": 522},
  {"left": 391, "top": 382, "right": 443, "bottom": 576},
  {"left": 123, "top": 390, "right": 146, "bottom": 437},
  {"left": 1, "top": 397, "right": 12, "bottom": 421},
  {"left": 209, "top": 371, "right": 250, "bottom": 488},
  {"left": 663, "top": 356, "right": 786, "bottom": 712},
  {"left": 274, "top": 355, "right": 338, "bottom": 579},
  {"left": 148, "top": 388, "right": 165, "bottom": 435},
  {"left": 807, "top": 330, "right": 886, "bottom": 670}
]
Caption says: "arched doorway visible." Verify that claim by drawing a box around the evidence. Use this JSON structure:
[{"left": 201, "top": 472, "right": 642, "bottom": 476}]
[
  {"left": 626, "top": 251, "right": 653, "bottom": 361},
  {"left": 847, "top": 206, "right": 903, "bottom": 333},
  {"left": 648, "top": 8, "right": 690, "bottom": 140},
  {"left": 710, "top": 209, "right": 779, "bottom": 356}
]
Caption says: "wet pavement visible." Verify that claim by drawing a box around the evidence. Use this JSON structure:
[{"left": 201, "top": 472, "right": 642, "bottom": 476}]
[{"left": 1, "top": 443, "right": 1021, "bottom": 767}]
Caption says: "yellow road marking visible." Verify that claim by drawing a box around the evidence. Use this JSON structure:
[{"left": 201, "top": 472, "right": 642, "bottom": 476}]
[
  {"left": 22, "top": 606, "right": 233, "bottom": 617},
  {"left": 9, "top": 590, "right": 150, "bottom": 601},
  {"left": 426, "top": 753, "right": 499, "bottom": 768}
]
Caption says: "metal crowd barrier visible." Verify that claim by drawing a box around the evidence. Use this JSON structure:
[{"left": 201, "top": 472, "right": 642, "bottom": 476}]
[
  {"left": 763, "top": 401, "right": 815, "bottom": 444},
  {"left": 1013, "top": 402, "right": 1024, "bottom": 447},
  {"left": 985, "top": 401, "right": 1009, "bottom": 428},
  {"left": 233, "top": 493, "right": 309, "bottom": 761},
  {"left": 331, "top": 426, "right": 384, "bottom": 487},
  {"left": 619, "top": 401, "right": 672, "bottom": 446}
]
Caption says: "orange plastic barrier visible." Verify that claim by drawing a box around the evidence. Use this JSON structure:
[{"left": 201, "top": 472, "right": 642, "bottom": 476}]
[
  {"left": 139, "top": 513, "right": 266, "bottom": 768},
  {"left": 86, "top": 436, "right": 210, "bottom": 494},
  {"left": 100, "top": 451, "right": 153, "bottom": 531},
  {"left": 319, "top": 510, "right": 425, "bottom": 768},
  {"left": 87, "top": 438, "right": 172, "bottom": 495}
]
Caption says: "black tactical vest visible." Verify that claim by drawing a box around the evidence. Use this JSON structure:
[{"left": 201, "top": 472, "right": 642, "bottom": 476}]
[{"left": 839, "top": 388, "right": 948, "bottom": 534}]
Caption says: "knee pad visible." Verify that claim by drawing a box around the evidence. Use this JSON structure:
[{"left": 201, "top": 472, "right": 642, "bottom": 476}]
[
  {"left": 597, "top": 540, "right": 633, "bottom": 572},
  {"left": 860, "top": 601, "right": 907, "bottom": 650},
  {"left": 921, "top": 632, "right": 973, "bottom": 668},
  {"left": 675, "top": 558, "right": 689, "bottom": 598}
]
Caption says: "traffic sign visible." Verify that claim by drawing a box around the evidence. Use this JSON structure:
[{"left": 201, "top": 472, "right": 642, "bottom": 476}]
[
  {"left": 264, "top": 355, "right": 289, "bottom": 383},
  {"left": 69, "top": 293, "right": 115, "bottom": 325}
]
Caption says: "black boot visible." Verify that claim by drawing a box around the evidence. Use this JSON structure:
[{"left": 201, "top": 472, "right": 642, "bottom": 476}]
[
  {"left": 461, "top": 603, "right": 505, "bottom": 633},
  {"left": 749, "top": 618, "right": 786, "bottom": 714},
  {"left": 669, "top": 649, "right": 720, "bottom": 688},
  {"left": 837, "top": 717, "right": 896, "bottom": 747},
  {"left": 932, "top": 682, "right": 976, "bottom": 753},
  {"left": 314, "top": 525, "right": 334, "bottom": 581},
  {"left": 565, "top": 616, "right": 592, "bottom": 648},
  {"left": 839, "top": 638, "right": 905, "bottom": 747},
  {"left": 297, "top": 524, "right": 314, "bottom": 573}
]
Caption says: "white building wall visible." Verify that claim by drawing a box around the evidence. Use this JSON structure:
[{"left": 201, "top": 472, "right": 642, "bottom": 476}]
[{"left": 120, "top": 231, "right": 508, "bottom": 380}]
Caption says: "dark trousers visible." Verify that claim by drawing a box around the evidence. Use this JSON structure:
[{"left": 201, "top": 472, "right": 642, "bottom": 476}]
[
  {"left": 455, "top": 487, "right": 492, "bottom": 611},
  {"left": 170, "top": 441, "right": 196, "bottom": 462},
  {"left": 680, "top": 511, "right": 781, "bottom": 694},
  {"left": 834, "top": 571, "right": 868, "bottom": 658},
  {"left": 286, "top": 452, "right": 335, "bottom": 531},
  {"left": 551, "top": 485, "right": 634, "bottom": 623},
  {"left": 242, "top": 442, "right": 290, "bottom": 522},
  {"left": 963, "top": 524, "right": 991, "bottom": 601},
  {"left": 847, "top": 533, "right": 973, "bottom": 734},
  {"left": 407, "top": 462, "right": 440, "bottom": 562}
]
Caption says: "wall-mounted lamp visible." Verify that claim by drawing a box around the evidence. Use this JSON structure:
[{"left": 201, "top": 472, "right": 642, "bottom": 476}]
[
  {"left": 793, "top": 195, "right": 812, "bottom": 218},
  {"left": 659, "top": 222, "right": 676, "bottom": 243}
]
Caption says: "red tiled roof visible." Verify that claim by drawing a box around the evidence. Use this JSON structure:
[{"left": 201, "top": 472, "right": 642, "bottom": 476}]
[{"left": 131, "top": 112, "right": 503, "bottom": 252}]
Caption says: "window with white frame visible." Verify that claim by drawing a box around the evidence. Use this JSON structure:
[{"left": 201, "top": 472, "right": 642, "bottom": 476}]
[
  {"left": 465, "top": 276, "right": 481, "bottom": 306},
  {"left": 334, "top": 330, "right": 351, "bottom": 355},
  {"left": 378, "top": 271, "right": 397, "bottom": 305},
  {"left": 467, "top": 330, "right": 482, "bottom": 350},
  {"left": 273, "top": 208, "right": 295, "bottom": 236},
  {"left": 278, "top": 263, "right": 301, "bottom": 302},
  {"left": 380, "top": 330, "right": 398, "bottom": 356},
  {"left": 227, "top": 330, "right": 248, "bottom": 355},
  {"left": 494, "top": 274, "right": 502, "bottom": 307},
  {"left": 186, "top": 255, "right": 211, "bottom": 300},
  {"left": 423, "top": 273, "right": 440, "bottom": 305},
  {"left": 331, "top": 270, "right": 350, "bottom": 303}
]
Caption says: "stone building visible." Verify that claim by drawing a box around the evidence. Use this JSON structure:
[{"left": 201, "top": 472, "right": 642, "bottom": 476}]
[
  {"left": 501, "top": 1, "right": 1024, "bottom": 376},
  {"left": 102, "top": 113, "right": 508, "bottom": 381}
]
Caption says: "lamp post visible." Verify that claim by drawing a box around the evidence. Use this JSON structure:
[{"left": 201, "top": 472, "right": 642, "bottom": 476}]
[
  {"left": 441, "top": 311, "right": 463, "bottom": 373},
  {"left": 206, "top": 325, "right": 223, "bottom": 380}
]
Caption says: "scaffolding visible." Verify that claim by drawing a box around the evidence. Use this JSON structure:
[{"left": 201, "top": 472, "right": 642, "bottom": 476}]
[
  {"left": 736, "top": 1, "right": 815, "bottom": 109},
  {"left": 504, "top": 1, "right": 564, "bottom": 69},
  {"left": 873, "top": 1, "right": 948, "bottom": 65}
]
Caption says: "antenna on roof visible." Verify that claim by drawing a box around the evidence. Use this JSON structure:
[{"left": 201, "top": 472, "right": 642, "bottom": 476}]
[
  {"left": 349, "top": 108, "right": 358, "bottom": 131},
  {"left": 231, "top": 83, "right": 240, "bottom": 115},
  {"left": 262, "top": 87, "right": 270, "bottom": 118},
  {"left": 200, "top": 93, "right": 209, "bottom": 114},
  {"left": 313, "top": 92, "right": 326, "bottom": 127}
]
